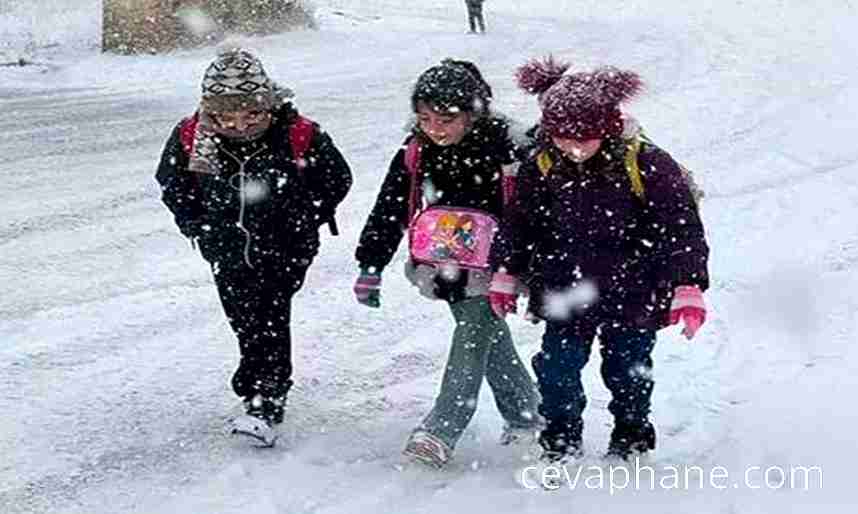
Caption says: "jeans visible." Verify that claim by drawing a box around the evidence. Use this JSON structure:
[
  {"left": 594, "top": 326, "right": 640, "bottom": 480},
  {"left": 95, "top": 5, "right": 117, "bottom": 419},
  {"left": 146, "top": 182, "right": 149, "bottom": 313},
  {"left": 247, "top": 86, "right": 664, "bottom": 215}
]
[
  {"left": 532, "top": 322, "right": 656, "bottom": 449},
  {"left": 416, "top": 296, "right": 541, "bottom": 449}
]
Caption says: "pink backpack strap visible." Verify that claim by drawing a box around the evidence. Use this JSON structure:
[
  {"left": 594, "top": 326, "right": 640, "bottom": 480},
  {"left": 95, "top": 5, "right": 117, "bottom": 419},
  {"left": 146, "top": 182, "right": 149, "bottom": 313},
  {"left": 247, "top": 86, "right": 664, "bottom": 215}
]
[
  {"left": 179, "top": 112, "right": 199, "bottom": 154},
  {"left": 289, "top": 114, "right": 316, "bottom": 163},
  {"left": 502, "top": 176, "right": 516, "bottom": 207},
  {"left": 404, "top": 139, "right": 423, "bottom": 224},
  {"left": 501, "top": 163, "right": 518, "bottom": 213},
  {"left": 288, "top": 115, "right": 341, "bottom": 236}
]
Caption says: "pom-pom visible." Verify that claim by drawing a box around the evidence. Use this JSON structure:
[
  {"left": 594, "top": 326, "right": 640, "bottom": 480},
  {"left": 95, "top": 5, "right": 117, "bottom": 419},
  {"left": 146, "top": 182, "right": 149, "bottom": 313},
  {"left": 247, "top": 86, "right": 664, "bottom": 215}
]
[
  {"left": 588, "top": 67, "right": 643, "bottom": 105},
  {"left": 516, "top": 56, "right": 571, "bottom": 95}
]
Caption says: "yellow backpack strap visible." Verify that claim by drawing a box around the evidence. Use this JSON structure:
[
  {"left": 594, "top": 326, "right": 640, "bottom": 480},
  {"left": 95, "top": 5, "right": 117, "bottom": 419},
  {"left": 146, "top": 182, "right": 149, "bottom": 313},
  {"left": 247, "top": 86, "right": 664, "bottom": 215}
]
[
  {"left": 625, "top": 137, "right": 646, "bottom": 201},
  {"left": 536, "top": 150, "right": 553, "bottom": 176}
]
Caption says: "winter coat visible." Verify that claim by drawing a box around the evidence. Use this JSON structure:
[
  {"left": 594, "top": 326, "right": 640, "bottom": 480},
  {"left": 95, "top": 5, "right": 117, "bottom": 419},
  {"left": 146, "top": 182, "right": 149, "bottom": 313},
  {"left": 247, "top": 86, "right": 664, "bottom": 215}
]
[
  {"left": 156, "top": 103, "right": 352, "bottom": 284},
  {"left": 356, "top": 115, "right": 518, "bottom": 299},
  {"left": 490, "top": 136, "right": 709, "bottom": 331}
]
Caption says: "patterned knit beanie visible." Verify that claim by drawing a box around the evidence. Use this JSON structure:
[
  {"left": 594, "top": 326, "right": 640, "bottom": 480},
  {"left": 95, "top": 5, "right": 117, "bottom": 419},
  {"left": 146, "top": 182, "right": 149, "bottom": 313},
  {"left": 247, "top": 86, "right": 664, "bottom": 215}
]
[
  {"left": 516, "top": 56, "right": 643, "bottom": 140},
  {"left": 200, "top": 48, "right": 275, "bottom": 113}
]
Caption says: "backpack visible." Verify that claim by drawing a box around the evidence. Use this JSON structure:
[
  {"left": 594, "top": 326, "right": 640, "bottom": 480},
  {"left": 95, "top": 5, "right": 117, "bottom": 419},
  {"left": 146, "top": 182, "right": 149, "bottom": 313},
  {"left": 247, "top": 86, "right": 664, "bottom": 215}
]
[
  {"left": 535, "top": 134, "right": 704, "bottom": 205},
  {"left": 403, "top": 138, "right": 513, "bottom": 271},
  {"left": 178, "top": 112, "right": 339, "bottom": 235}
]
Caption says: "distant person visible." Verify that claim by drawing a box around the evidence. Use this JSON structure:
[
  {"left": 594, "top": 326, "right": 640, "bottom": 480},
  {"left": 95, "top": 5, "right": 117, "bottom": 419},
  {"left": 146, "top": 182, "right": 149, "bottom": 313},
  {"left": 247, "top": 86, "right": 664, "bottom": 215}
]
[
  {"left": 155, "top": 48, "right": 352, "bottom": 447},
  {"left": 465, "top": 0, "right": 486, "bottom": 34}
]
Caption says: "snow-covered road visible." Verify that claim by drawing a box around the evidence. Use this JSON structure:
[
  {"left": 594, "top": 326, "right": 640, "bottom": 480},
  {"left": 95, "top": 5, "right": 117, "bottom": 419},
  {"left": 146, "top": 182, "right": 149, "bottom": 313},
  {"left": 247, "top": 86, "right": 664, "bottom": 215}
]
[{"left": 2, "top": 1, "right": 856, "bottom": 512}]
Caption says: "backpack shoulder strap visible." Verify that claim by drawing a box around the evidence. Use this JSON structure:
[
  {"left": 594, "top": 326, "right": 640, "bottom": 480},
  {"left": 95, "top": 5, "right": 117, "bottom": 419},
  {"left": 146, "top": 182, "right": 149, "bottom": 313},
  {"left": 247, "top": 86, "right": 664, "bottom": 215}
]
[
  {"left": 625, "top": 135, "right": 704, "bottom": 205},
  {"left": 289, "top": 114, "right": 316, "bottom": 163},
  {"left": 404, "top": 137, "right": 421, "bottom": 175},
  {"left": 536, "top": 150, "right": 554, "bottom": 176},
  {"left": 287, "top": 115, "right": 341, "bottom": 235},
  {"left": 624, "top": 136, "right": 646, "bottom": 201},
  {"left": 404, "top": 138, "right": 423, "bottom": 224},
  {"left": 179, "top": 112, "right": 199, "bottom": 154}
]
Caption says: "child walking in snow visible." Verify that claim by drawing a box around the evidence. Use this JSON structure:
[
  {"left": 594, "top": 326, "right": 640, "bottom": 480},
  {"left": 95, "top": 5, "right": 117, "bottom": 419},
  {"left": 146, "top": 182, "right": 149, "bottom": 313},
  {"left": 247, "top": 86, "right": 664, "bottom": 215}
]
[
  {"left": 489, "top": 57, "right": 710, "bottom": 463},
  {"left": 353, "top": 59, "right": 541, "bottom": 468},
  {"left": 156, "top": 49, "right": 352, "bottom": 446}
]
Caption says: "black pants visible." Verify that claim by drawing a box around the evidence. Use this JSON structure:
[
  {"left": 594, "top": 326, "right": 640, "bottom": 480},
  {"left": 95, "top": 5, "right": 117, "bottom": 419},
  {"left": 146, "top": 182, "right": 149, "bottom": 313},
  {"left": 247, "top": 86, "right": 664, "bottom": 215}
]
[
  {"left": 467, "top": 5, "right": 485, "bottom": 32},
  {"left": 532, "top": 323, "right": 657, "bottom": 447},
  {"left": 212, "top": 263, "right": 306, "bottom": 400}
]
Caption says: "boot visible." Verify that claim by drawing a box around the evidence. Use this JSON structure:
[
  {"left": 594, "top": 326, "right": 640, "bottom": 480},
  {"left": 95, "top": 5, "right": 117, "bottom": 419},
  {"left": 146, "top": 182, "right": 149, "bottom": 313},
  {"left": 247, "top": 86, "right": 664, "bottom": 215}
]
[
  {"left": 535, "top": 430, "right": 583, "bottom": 490},
  {"left": 606, "top": 421, "right": 656, "bottom": 460},
  {"left": 538, "top": 417, "right": 583, "bottom": 462}
]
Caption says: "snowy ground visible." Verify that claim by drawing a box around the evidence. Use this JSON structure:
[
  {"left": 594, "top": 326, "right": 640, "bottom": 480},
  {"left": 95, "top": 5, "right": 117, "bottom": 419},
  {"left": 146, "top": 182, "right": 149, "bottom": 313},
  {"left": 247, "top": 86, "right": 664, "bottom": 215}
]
[{"left": 1, "top": 0, "right": 856, "bottom": 512}]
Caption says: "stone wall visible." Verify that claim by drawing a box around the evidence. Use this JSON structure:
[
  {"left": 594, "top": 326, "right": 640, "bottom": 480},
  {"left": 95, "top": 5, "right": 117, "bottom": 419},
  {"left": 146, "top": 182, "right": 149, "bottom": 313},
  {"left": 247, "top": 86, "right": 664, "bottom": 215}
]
[{"left": 102, "top": 0, "right": 314, "bottom": 54}]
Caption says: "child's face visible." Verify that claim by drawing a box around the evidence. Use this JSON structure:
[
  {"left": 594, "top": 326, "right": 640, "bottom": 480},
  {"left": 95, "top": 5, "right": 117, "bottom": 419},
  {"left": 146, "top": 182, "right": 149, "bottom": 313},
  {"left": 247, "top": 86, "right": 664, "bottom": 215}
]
[
  {"left": 416, "top": 102, "right": 470, "bottom": 146},
  {"left": 551, "top": 136, "right": 603, "bottom": 163},
  {"left": 212, "top": 108, "right": 272, "bottom": 138}
]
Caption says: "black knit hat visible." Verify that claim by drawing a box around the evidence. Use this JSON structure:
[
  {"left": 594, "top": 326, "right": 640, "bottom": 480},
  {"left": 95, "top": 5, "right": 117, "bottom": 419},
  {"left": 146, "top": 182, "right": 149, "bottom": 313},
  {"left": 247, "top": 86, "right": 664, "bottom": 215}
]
[{"left": 411, "top": 59, "right": 492, "bottom": 115}]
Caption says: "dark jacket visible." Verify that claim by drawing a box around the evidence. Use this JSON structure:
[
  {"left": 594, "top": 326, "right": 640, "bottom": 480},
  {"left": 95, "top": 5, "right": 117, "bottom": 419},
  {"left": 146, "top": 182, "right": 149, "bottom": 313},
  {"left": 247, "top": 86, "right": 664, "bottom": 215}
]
[
  {"left": 355, "top": 115, "right": 517, "bottom": 273},
  {"left": 490, "top": 136, "right": 709, "bottom": 331},
  {"left": 156, "top": 104, "right": 352, "bottom": 280}
]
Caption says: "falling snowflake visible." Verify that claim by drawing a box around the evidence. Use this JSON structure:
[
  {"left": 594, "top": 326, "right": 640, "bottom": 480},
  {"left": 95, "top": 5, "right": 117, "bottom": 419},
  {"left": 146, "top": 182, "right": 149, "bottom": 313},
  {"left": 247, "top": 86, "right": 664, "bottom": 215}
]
[
  {"left": 241, "top": 178, "right": 270, "bottom": 205},
  {"left": 176, "top": 7, "right": 217, "bottom": 38},
  {"left": 544, "top": 280, "right": 599, "bottom": 320}
]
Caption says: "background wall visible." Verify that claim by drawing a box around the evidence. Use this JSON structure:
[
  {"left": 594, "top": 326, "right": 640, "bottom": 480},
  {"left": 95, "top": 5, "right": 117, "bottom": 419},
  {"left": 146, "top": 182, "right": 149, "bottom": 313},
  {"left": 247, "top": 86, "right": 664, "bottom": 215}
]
[{"left": 102, "top": 0, "right": 315, "bottom": 53}]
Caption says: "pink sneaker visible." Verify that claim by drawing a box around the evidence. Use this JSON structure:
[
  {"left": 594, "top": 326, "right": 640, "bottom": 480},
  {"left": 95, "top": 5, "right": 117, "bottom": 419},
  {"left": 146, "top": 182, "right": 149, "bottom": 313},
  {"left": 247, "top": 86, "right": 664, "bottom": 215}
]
[{"left": 403, "top": 431, "right": 452, "bottom": 468}]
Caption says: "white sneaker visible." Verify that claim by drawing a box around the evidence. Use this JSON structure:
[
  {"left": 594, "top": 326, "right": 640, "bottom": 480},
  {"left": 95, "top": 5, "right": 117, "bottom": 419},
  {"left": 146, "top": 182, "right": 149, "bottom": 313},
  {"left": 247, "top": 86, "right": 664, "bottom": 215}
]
[
  {"left": 402, "top": 431, "right": 452, "bottom": 469},
  {"left": 226, "top": 414, "right": 278, "bottom": 448}
]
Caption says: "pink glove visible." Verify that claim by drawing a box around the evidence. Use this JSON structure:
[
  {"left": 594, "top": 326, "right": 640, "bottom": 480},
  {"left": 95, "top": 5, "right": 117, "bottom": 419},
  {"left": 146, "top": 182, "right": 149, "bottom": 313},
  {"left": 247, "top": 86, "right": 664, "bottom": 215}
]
[
  {"left": 669, "top": 285, "right": 706, "bottom": 339},
  {"left": 489, "top": 271, "right": 518, "bottom": 318}
]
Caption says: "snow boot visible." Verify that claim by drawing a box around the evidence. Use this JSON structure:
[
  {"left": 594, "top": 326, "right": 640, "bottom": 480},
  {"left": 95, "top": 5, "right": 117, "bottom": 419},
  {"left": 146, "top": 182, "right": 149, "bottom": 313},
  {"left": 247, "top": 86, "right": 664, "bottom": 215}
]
[
  {"left": 532, "top": 438, "right": 584, "bottom": 490},
  {"left": 537, "top": 418, "right": 583, "bottom": 460},
  {"left": 402, "top": 431, "right": 452, "bottom": 469},
  {"left": 606, "top": 421, "right": 656, "bottom": 460},
  {"left": 538, "top": 440, "right": 584, "bottom": 465}
]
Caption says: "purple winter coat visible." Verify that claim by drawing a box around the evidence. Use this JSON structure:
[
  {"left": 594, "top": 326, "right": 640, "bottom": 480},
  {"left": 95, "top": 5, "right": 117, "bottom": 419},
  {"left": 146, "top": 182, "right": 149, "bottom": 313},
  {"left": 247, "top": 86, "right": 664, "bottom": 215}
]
[{"left": 490, "top": 137, "right": 709, "bottom": 333}]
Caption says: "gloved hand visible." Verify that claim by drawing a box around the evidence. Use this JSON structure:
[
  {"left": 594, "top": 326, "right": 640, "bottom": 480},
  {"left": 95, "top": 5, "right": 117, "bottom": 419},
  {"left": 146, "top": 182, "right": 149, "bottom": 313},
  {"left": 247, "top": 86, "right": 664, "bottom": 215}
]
[
  {"left": 354, "top": 268, "right": 382, "bottom": 308},
  {"left": 488, "top": 271, "right": 519, "bottom": 318},
  {"left": 669, "top": 285, "right": 706, "bottom": 339}
]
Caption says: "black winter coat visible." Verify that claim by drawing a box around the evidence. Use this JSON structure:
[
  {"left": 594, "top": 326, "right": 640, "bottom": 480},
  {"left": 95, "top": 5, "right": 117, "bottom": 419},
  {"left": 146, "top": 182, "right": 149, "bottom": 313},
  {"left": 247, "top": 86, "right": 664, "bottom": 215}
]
[
  {"left": 156, "top": 104, "right": 352, "bottom": 280},
  {"left": 490, "top": 137, "right": 709, "bottom": 331},
  {"left": 356, "top": 115, "right": 517, "bottom": 272}
]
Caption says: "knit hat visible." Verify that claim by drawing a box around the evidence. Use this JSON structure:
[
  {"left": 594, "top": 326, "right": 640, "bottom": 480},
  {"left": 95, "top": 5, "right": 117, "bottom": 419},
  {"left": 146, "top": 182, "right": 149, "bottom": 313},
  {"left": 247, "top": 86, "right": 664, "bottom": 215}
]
[
  {"left": 411, "top": 59, "right": 493, "bottom": 115},
  {"left": 200, "top": 48, "right": 276, "bottom": 113},
  {"left": 516, "top": 56, "right": 643, "bottom": 140}
]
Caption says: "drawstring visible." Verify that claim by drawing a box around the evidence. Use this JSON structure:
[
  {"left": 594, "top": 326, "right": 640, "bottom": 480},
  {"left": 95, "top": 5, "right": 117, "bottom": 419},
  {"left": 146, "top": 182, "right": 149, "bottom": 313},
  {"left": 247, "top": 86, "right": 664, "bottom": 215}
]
[{"left": 220, "top": 145, "right": 267, "bottom": 269}]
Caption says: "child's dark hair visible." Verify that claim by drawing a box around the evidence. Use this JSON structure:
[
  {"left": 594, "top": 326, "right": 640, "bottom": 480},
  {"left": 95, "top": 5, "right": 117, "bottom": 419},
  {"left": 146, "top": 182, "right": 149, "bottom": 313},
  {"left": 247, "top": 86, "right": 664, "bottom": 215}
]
[
  {"left": 441, "top": 59, "right": 493, "bottom": 102},
  {"left": 411, "top": 59, "right": 493, "bottom": 115}
]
